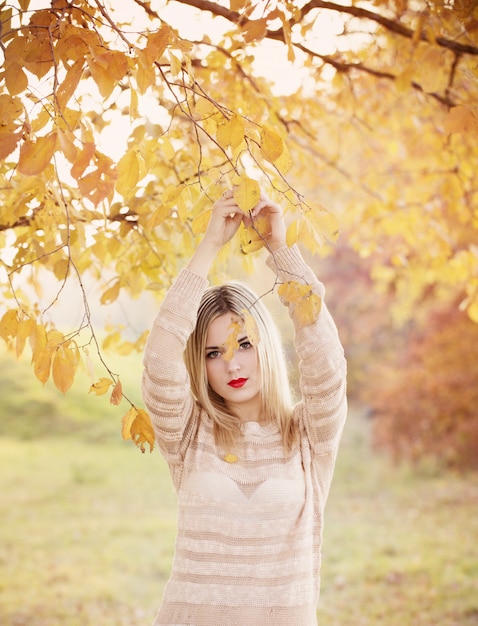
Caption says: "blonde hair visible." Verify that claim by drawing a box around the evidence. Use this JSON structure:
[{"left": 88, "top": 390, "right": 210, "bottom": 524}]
[{"left": 184, "top": 282, "right": 297, "bottom": 453}]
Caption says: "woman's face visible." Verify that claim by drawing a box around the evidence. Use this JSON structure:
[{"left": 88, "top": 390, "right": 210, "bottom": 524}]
[{"left": 205, "top": 313, "right": 261, "bottom": 418}]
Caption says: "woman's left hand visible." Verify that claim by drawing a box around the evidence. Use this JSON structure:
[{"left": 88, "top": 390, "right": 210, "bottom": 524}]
[{"left": 245, "top": 192, "right": 286, "bottom": 252}]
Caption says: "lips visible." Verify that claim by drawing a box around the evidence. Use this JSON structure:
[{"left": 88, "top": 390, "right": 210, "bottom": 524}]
[{"left": 228, "top": 378, "right": 248, "bottom": 388}]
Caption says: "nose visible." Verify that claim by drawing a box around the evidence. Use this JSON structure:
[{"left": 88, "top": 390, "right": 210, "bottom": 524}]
[{"left": 226, "top": 351, "right": 241, "bottom": 374}]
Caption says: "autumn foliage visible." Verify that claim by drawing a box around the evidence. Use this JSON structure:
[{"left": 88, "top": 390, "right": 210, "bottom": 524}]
[
  {"left": 1, "top": 1, "right": 478, "bottom": 459},
  {"left": 364, "top": 303, "right": 478, "bottom": 470},
  {"left": 311, "top": 244, "right": 478, "bottom": 470}
]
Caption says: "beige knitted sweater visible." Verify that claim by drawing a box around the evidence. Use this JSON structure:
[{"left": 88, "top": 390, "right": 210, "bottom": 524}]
[{"left": 142, "top": 244, "right": 347, "bottom": 626}]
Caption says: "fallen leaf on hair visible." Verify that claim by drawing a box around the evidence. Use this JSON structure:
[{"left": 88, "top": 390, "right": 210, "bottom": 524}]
[{"left": 223, "top": 318, "right": 242, "bottom": 361}]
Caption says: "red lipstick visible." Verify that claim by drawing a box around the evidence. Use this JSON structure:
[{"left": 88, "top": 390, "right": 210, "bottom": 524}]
[{"left": 228, "top": 378, "right": 247, "bottom": 388}]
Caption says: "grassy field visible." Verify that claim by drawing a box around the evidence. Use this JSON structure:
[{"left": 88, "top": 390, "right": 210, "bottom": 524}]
[{"left": 0, "top": 351, "right": 477, "bottom": 625}]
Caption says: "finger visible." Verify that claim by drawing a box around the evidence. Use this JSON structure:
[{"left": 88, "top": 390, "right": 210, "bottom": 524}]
[{"left": 250, "top": 200, "right": 267, "bottom": 217}]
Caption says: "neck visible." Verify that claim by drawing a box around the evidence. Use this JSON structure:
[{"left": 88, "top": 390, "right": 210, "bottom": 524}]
[{"left": 227, "top": 399, "right": 263, "bottom": 424}]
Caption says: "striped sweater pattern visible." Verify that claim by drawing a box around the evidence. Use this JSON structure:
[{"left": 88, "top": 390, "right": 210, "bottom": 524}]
[{"left": 142, "top": 245, "right": 347, "bottom": 626}]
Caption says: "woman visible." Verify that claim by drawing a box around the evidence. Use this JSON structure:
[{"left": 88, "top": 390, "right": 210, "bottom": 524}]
[{"left": 142, "top": 189, "right": 347, "bottom": 626}]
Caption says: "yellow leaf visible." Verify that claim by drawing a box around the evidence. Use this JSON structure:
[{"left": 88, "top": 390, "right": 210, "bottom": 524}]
[
  {"left": 234, "top": 177, "right": 261, "bottom": 213},
  {"left": 241, "top": 18, "right": 268, "bottom": 43},
  {"left": 0, "top": 309, "right": 19, "bottom": 341},
  {"left": 17, "top": 132, "right": 58, "bottom": 176},
  {"left": 216, "top": 114, "right": 245, "bottom": 150},
  {"left": 52, "top": 345, "right": 76, "bottom": 394},
  {"left": 169, "top": 51, "right": 182, "bottom": 77},
  {"left": 191, "top": 208, "right": 212, "bottom": 235},
  {"left": 144, "top": 26, "right": 171, "bottom": 61},
  {"left": 53, "top": 257, "right": 70, "bottom": 280},
  {"left": 298, "top": 217, "right": 318, "bottom": 252},
  {"left": 116, "top": 149, "right": 140, "bottom": 198},
  {"left": 260, "top": 126, "right": 284, "bottom": 163},
  {"left": 78, "top": 152, "right": 117, "bottom": 206},
  {"left": 5, "top": 60, "right": 28, "bottom": 96},
  {"left": 88, "top": 50, "right": 128, "bottom": 99},
  {"left": 130, "top": 88, "right": 139, "bottom": 118},
  {"left": 33, "top": 347, "right": 53, "bottom": 384},
  {"left": 278, "top": 281, "right": 322, "bottom": 326},
  {"left": 416, "top": 47, "right": 448, "bottom": 93},
  {"left": 444, "top": 106, "right": 478, "bottom": 136},
  {"left": 395, "top": 65, "right": 414, "bottom": 93},
  {"left": 306, "top": 209, "right": 340, "bottom": 246},
  {"left": 56, "top": 59, "right": 84, "bottom": 111},
  {"left": 286, "top": 219, "right": 299, "bottom": 247},
  {"left": 230, "top": 0, "right": 250, "bottom": 10},
  {"left": 110, "top": 379, "right": 123, "bottom": 406},
  {"left": 116, "top": 341, "right": 135, "bottom": 356},
  {"left": 24, "top": 39, "right": 53, "bottom": 79},
  {"left": 30, "top": 323, "right": 47, "bottom": 365},
  {"left": 273, "top": 140, "right": 292, "bottom": 174},
  {"left": 0, "top": 130, "right": 22, "bottom": 160},
  {"left": 136, "top": 49, "right": 157, "bottom": 93},
  {"left": 89, "top": 377, "right": 113, "bottom": 396},
  {"left": 100, "top": 279, "right": 121, "bottom": 305},
  {"left": 57, "top": 128, "right": 78, "bottom": 163},
  {"left": 147, "top": 204, "right": 171, "bottom": 230},
  {"left": 122, "top": 406, "right": 155, "bottom": 453},
  {"left": 71, "top": 141, "right": 95, "bottom": 179},
  {"left": 467, "top": 301, "right": 478, "bottom": 324},
  {"left": 46, "top": 329, "right": 65, "bottom": 350},
  {"left": 240, "top": 215, "right": 269, "bottom": 254},
  {"left": 121, "top": 406, "right": 136, "bottom": 440},
  {"left": 16, "top": 318, "right": 35, "bottom": 358},
  {"left": 0, "top": 93, "right": 23, "bottom": 131},
  {"left": 223, "top": 318, "right": 242, "bottom": 361},
  {"left": 102, "top": 330, "right": 121, "bottom": 351}
]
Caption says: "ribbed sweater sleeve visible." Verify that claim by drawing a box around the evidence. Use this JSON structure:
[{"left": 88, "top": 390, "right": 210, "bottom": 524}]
[
  {"left": 266, "top": 244, "right": 347, "bottom": 482},
  {"left": 142, "top": 268, "right": 208, "bottom": 468}
]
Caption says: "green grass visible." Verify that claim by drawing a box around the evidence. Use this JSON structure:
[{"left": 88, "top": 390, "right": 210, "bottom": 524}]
[
  {"left": 319, "top": 416, "right": 478, "bottom": 626},
  {"left": 0, "top": 349, "right": 477, "bottom": 625}
]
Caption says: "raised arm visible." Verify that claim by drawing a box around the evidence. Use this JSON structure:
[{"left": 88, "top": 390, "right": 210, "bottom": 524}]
[
  {"left": 255, "top": 195, "right": 347, "bottom": 455},
  {"left": 142, "top": 191, "right": 247, "bottom": 463}
]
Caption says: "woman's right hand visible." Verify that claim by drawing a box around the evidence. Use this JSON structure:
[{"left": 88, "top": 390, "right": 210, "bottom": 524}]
[
  {"left": 187, "top": 190, "right": 246, "bottom": 277},
  {"left": 203, "top": 189, "right": 245, "bottom": 250}
]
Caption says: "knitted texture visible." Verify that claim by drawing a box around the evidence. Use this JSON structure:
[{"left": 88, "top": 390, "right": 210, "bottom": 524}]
[{"left": 142, "top": 245, "right": 347, "bottom": 626}]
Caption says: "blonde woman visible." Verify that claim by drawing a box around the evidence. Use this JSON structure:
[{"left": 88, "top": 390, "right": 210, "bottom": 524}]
[{"left": 142, "top": 190, "right": 347, "bottom": 626}]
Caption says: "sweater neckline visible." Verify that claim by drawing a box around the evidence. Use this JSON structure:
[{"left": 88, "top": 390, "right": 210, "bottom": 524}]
[{"left": 239, "top": 421, "right": 278, "bottom": 436}]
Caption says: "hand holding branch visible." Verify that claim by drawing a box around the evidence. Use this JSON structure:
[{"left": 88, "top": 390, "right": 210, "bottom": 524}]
[{"left": 187, "top": 189, "right": 286, "bottom": 277}]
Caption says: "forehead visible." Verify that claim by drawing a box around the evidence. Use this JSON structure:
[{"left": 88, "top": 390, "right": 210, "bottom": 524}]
[{"left": 206, "top": 313, "right": 243, "bottom": 345}]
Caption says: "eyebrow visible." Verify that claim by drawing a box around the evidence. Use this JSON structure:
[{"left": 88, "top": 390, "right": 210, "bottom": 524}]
[{"left": 205, "top": 335, "right": 248, "bottom": 351}]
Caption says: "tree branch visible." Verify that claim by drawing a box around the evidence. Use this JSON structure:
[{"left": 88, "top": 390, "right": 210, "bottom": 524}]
[
  {"left": 173, "top": 0, "right": 478, "bottom": 57},
  {"left": 293, "top": 42, "right": 456, "bottom": 107},
  {"left": 300, "top": 0, "right": 478, "bottom": 57}
]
